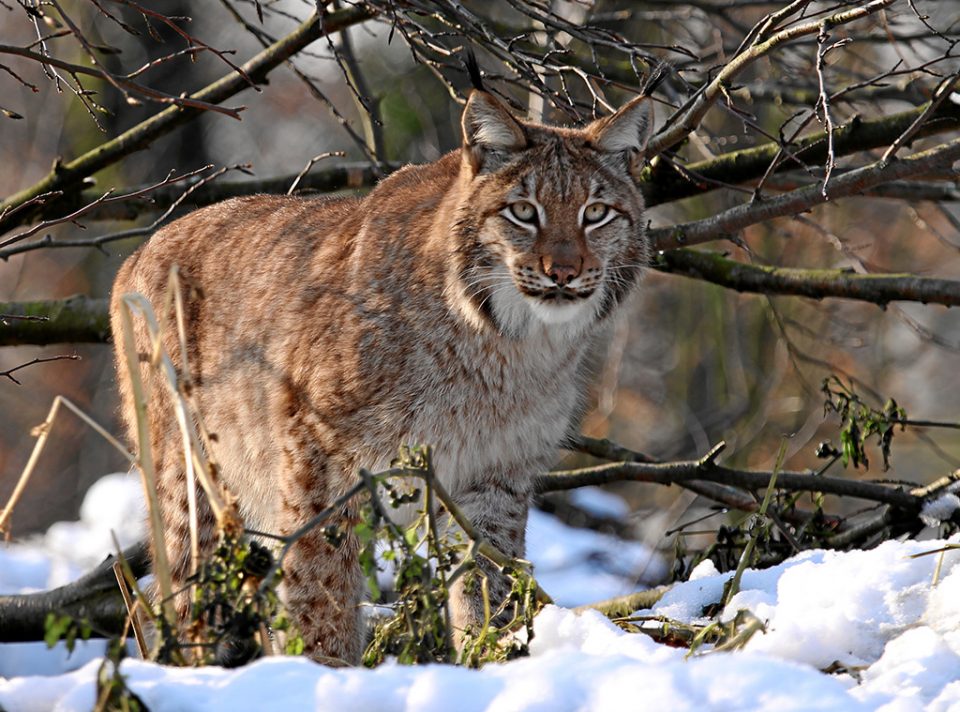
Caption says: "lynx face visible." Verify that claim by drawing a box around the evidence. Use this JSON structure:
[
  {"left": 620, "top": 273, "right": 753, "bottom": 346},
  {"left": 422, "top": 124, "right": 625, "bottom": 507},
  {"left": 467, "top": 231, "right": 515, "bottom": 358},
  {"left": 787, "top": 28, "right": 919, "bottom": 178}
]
[{"left": 455, "top": 91, "right": 653, "bottom": 334}]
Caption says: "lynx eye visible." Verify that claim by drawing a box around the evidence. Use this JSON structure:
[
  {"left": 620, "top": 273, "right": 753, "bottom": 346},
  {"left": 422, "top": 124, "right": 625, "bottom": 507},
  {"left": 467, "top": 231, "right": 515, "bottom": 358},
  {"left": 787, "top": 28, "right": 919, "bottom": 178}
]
[
  {"left": 583, "top": 202, "right": 610, "bottom": 225},
  {"left": 508, "top": 200, "right": 538, "bottom": 224}
]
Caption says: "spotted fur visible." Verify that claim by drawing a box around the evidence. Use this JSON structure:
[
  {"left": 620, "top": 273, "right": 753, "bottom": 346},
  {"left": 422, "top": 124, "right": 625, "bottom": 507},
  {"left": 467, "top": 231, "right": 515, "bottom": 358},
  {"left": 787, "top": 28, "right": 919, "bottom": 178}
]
[{"left": 110, "top": 90, "right": 654, "bottom": 664}]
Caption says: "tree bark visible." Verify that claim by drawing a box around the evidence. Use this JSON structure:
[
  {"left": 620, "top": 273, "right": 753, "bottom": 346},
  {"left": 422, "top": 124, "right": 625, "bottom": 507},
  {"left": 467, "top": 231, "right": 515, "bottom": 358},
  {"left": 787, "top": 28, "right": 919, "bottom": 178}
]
[{"left": 0, "top": 542, "right": 147, "bottom": 642}]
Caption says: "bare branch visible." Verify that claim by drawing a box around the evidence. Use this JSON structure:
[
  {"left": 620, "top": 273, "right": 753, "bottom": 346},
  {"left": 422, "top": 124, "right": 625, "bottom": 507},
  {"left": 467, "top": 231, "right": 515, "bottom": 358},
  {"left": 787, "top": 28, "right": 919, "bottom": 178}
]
[
  {"left": 0, "top": 164, "right": 250, "bottom": 260},
  {"left": 0, "top": 166, "right": 216, "bottom": 251},
  {"left": 881, "top": 72, "right": 960, "bottom": 163},
  {"left": 0, "top": 542, "right": 148, "bottom": 642},
  {"left": 0, "top": 354, "right": 80, "bottom": 385},
  {"left": 0, "top": 41, "right": 244, "bottom": 118},
  {"left": 0, "top": 5, "right": 376, "bottom": 235},
  {"left": 20, "top": 162, "right": 399, "bottom": 227},
  {"left": 655, "top": 249, "right": 960, "bottom": 309},
  {"left": 649, "top": 135, "right": 960, "bottom": 251},
  {"left": 643, "top": 98, "right": 960, "bottom": 208},
  {"left": 541, "top": 445, "right": 917, "bottom": 510},
  {"left": 287, "top": 153, "right": 345, "bottom": 195},
  {"left": 646, "top": 0, "right": 897, "bottom": 156}
]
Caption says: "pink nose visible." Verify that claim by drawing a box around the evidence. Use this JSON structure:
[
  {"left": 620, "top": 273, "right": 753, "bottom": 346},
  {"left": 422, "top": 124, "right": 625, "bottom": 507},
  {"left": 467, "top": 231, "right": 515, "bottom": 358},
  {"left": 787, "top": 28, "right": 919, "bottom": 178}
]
[{"left": 541, "top": 256, "right": 581, "bottom": 286}]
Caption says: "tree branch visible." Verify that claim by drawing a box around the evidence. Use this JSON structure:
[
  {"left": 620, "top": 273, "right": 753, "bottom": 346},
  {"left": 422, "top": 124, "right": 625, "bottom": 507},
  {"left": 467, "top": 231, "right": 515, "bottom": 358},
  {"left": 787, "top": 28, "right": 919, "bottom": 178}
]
[
  {"left": 536, "top": 455, "right": 920, "bottom": 510},
  {"left": 0, "top": 166, "right": 216, "bottom": 252},
  {"left": 7, "top": 96, "right": 959, "bottom": 230},
  {"left": 5, "top": 242, "right": 960, "bottom": 350},
  {"left": 655, "top": 249, "right": 960, "bottom": 308},
  {"left": 0, "top": 5, "right": 376, "bottom": 235},
  {"left": 0, "top": 296, "right": 109, "bottom": 346},
  {"left": 1, "top": 354, "right": 80, "bottom": 385},
  {"left": 0, "top": 42, "right": 243, "bottom": 119},
  {"left": 643, "top": 98, "right": 960, "bottom": 208},
  {"left": 648, "top": 136, "right": 960, "bottom": 251},
  {"left": 35, "top": 162, "right": 401, "bottom": 226},
  {"left": 645, "top": 0, "right": 897, "bottom": 156}
]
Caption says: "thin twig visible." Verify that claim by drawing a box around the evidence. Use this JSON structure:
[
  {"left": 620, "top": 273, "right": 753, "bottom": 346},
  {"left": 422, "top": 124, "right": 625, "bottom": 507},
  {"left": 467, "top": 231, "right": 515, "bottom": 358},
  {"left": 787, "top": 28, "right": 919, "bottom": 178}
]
[
  {"left": 0, "top": 166, "right": 216, "bottom": 251},
  {"left": 287, "top": 152, "right": 345, "bottom": 195},
  {"left": 881, "top": 71, "right": 960, "bottom": 164},
  {"left": 0, "top": 354, "right": 79, "bottom": 385}
]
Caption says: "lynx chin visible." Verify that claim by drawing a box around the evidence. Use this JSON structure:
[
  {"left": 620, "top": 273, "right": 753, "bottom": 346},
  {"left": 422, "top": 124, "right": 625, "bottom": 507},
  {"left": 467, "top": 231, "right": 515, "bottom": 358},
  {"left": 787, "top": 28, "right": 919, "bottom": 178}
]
[{"left": 111, "top": 86, "right": 654, "bottom": 665}]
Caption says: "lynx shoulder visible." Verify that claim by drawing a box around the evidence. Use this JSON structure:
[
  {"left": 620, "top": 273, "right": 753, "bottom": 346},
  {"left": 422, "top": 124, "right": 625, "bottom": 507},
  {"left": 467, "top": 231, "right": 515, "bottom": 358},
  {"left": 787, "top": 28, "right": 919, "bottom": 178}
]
[{"left": 110, "top": 88, "right": 654, "bottom": 664}]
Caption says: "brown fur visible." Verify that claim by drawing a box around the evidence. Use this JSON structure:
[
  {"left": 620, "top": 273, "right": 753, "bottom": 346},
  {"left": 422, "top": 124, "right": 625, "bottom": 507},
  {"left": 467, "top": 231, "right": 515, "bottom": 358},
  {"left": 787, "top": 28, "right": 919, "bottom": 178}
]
[{"left": 110, "top": 90, "right": 654, "bottom": 664}]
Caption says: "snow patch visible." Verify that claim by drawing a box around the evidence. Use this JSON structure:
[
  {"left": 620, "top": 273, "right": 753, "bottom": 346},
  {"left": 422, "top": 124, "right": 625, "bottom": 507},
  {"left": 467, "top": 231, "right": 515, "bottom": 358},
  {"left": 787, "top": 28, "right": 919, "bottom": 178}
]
[{"left": 3, "top": 475, "right": 960, "bottom": 710}]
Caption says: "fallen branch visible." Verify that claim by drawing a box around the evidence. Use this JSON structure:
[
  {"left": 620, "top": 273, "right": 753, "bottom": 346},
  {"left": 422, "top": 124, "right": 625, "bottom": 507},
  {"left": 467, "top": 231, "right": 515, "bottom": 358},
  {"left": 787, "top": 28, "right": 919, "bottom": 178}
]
[
  {"left": 576, "top": 587, "right": 671, "bottom": 618},
  {"left": 551, "top": 437, "right": 960, "bottom": 549},
  {"left": 539, "top": 449, "right": 919, "bottom": 509},
  {"left": 3, "top": 431, "right": 956, "bottom": 645},
  {"left": 0, "top": 542, "right": 148, "bottom": 642}
]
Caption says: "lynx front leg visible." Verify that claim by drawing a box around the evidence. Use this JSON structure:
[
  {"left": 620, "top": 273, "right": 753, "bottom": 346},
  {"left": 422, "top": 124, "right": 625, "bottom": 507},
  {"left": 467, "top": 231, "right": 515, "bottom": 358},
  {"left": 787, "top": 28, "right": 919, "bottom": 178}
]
[{"left": 447, "top": 475, "right": 532, "bottom": 641}]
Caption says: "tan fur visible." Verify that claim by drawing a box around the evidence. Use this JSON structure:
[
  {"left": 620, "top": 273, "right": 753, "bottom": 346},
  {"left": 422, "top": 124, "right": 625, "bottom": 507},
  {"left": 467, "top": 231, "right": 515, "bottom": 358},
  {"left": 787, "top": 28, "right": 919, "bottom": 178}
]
[{"left": 110, "top": 90, "right": 653, "bottom": 664}]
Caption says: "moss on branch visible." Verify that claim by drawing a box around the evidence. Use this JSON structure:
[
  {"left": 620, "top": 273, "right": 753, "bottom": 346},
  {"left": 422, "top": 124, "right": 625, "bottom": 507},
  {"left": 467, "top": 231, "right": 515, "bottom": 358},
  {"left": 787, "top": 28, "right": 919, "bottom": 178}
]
[
  {"left": 0, "top": 296, "right": 110, "bottom": 345},
  {"left": 2, "top": 251, "right": 958, "bottom": 350}
]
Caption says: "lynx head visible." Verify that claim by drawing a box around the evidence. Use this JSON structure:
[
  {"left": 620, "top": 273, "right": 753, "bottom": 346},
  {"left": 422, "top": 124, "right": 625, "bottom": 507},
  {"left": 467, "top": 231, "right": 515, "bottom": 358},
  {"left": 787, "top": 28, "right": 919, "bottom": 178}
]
[{"left": 451, "top": 89, "right": 653, "bottom": 336}]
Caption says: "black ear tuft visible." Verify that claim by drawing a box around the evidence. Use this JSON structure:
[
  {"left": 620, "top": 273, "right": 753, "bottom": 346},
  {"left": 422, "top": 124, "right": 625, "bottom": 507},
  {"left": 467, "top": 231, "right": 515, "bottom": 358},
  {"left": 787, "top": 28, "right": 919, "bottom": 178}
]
[
  {"left": 642, "top": 61, "right": 670, "bottom": 97},
  {"left": 463, "top": 47, "right": 484, "bottom": 92}
]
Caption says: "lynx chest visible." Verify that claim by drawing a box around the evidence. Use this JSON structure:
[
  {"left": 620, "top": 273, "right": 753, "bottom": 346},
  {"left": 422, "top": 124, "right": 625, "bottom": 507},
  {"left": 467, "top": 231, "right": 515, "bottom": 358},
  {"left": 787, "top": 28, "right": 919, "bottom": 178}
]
[{"left": 384, "top": 324, "right": 594, "bottom": 495}]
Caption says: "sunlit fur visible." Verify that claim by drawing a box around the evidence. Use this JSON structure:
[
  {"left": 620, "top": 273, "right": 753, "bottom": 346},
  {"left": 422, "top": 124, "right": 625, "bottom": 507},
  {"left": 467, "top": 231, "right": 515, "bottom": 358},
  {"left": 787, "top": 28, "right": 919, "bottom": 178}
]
[{"left": 110, "top": 89, "right": 653, "bottom": 665}]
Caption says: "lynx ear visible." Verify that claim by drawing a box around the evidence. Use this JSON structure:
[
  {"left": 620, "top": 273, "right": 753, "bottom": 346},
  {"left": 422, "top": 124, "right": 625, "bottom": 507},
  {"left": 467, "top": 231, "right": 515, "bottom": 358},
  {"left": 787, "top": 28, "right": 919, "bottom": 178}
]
[
  {"left": 587, "top": 95, "right": 654, "bottom": 155},
  {"left": 462, "top": 90, "right": 527, "bottom": 171}
]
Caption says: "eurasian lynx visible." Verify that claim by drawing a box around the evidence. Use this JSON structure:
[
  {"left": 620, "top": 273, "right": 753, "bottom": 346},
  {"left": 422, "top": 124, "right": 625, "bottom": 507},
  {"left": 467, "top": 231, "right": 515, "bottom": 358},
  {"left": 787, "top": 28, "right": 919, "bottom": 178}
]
[{"left": 111, "top": 87, "right": 653, "bottom": 665}]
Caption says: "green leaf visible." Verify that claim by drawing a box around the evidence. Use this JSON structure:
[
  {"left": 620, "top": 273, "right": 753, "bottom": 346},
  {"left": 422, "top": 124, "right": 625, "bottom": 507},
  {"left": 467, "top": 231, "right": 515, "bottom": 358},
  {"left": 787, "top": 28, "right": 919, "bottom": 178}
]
[{"left": 43, "top": 613, "right": 72, "bottom": 649}]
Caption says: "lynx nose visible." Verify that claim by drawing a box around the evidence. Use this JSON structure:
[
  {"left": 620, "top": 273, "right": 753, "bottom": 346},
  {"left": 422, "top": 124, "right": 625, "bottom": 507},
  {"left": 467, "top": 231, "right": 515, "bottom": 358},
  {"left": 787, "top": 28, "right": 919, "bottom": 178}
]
[{"left": 541, "top": 255, "right": 582, "bottom": 286}]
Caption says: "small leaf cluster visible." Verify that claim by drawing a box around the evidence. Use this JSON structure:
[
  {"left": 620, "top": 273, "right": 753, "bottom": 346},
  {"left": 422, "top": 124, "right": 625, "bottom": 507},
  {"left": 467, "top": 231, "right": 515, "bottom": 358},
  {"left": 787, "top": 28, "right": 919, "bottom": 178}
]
[
  {"left": 821, "top": 376, "right": 906, "bottom": 471},
  {"left": 362, "top": 446, "right": 540, "bottom": 668},
  {"left": 362, "top": 447, "right": 456, "bottom": 666},
  {"left": 458, "top": 567, "right": 540, "bottom": 667},
  {"left": 674, "top": 501, "right": 835, "bottom": 579},
  {"left": 177, "top": 532, "right": 298, "bottom": 666},
  {"left": 44, "top": 612, "right": 91, "bottom": 653}
]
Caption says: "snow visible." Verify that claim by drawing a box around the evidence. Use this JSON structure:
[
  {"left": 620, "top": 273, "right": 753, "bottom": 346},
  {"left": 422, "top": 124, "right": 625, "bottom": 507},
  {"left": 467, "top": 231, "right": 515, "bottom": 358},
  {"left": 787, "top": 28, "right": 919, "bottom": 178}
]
[
  {"left": 566, "top": 486, "right": 631, "bottom": 520},
  {"left": 2, "top": 474, "right": 960, "bottom": 711},
  {"left": 525, "top": 508, "right": 665, "bottom": 605},
  {"left": 920, "top": 493, "right": 960, "bottom": 527}
]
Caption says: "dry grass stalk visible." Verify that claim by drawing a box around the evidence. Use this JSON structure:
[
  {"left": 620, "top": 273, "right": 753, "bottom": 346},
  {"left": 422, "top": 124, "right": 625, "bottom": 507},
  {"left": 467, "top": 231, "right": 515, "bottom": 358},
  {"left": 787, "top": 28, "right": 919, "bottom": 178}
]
[
  {"left": 0, "top": 396, "right": 135, "bottom": 539},
  {"left": 112, "top": 561, "right": 148, "bottom": 659}
]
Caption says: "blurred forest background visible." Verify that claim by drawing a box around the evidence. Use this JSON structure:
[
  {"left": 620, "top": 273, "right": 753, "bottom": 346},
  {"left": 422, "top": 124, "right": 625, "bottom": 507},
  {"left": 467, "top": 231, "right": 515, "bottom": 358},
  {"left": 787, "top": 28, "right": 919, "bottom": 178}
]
[{"left": 0, "top": 1, "right": 958, "bottom": 572}]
